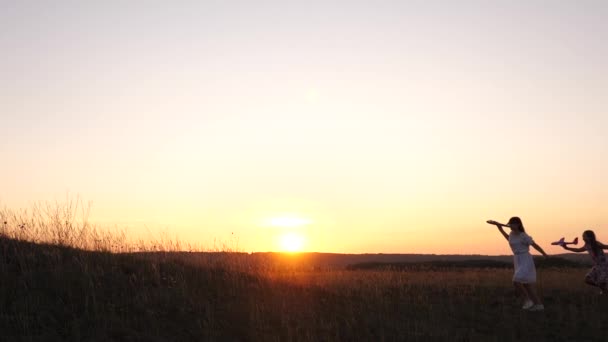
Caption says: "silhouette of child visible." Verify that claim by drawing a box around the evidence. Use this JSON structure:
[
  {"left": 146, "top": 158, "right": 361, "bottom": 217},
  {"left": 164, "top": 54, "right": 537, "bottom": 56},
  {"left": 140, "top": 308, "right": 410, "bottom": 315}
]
[
  {"left": 560, "top": 230, "right": 608, "bottom": 294},
  {"left": 489, "top": 217, "right": 548, "bottom": 311}
]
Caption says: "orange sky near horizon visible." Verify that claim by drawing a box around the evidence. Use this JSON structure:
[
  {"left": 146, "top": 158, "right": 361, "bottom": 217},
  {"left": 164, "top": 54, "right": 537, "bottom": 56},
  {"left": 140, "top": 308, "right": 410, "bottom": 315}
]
[{"left": 1, "top": 1, "right": 607, "bottom": 255}]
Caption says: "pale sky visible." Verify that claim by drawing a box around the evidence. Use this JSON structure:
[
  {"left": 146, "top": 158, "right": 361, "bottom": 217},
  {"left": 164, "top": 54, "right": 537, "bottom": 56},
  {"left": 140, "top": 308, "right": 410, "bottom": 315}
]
[{"left": 1, "top": 1, "right": 607, "bottom": 254}]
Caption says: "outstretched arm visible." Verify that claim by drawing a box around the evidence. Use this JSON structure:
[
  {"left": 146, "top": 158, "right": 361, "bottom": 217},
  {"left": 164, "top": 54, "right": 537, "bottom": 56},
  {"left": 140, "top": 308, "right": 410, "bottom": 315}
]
[
  {"left": 598, "top": 242, "right": 608, "bottom": 250},
  {"left": 561, "top": 245, "right": 586, "bottom": 253},
  {"left": 486, "top": 220, "right": 509, "bottom": 241},
  {"left": 531, "top": 242, "right": 548, "bottom": 257}
]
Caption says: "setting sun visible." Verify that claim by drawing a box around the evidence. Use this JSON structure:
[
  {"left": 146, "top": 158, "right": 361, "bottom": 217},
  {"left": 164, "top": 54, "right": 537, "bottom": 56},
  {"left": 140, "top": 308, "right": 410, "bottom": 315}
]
[
  {"left": 279, "top": 232, "right": 305, "bottom": 252},
  {"left": 265, "top": 214, "right": 311, "bottom": 252}
]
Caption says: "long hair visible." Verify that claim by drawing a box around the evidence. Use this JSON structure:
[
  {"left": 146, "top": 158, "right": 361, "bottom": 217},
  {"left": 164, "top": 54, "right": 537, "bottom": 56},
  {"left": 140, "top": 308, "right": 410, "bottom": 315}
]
[
  {"left": 508, "top": 216, "right": 525, "bottom": 233},
  {"left": 584, "top": 230, "right": 600, "bottom": 255}
]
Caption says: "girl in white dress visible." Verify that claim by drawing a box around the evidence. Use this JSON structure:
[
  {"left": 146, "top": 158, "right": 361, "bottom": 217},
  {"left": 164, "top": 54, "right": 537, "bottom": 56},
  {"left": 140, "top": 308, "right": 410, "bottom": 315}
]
[{"left": 488, "top": 217, "right": 548, "bottom": 311}]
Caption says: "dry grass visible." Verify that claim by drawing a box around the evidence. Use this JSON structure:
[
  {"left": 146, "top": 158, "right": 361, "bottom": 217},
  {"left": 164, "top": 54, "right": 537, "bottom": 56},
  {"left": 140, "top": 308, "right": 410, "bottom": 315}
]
[
  {"left": 0, "top": 199, "right": 190, "bottom": 253},
  {"left": 1, "top": 202, "right": 607, "bottom": 341}
]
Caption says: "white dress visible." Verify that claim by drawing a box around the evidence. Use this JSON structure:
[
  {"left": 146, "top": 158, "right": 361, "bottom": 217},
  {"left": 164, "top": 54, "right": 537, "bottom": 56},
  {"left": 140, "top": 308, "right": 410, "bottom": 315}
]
[{"left": 508, "top": 232, "right": 536, "bottom": 283}]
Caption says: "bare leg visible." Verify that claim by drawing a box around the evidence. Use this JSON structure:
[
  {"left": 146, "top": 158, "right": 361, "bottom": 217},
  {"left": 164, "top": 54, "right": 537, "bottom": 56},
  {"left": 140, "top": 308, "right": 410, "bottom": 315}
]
[
  {"left": 523, "top": 283, "right": 542, "bottom": 305},
  {"left": 585, "top": 277, "right": 607, "bottom": 293},
  {"left": 585, "top": 278, "right": 597, "bottom": 287},
  {"left": 514, "top": 282, "right": 531, "bottom": 301}
]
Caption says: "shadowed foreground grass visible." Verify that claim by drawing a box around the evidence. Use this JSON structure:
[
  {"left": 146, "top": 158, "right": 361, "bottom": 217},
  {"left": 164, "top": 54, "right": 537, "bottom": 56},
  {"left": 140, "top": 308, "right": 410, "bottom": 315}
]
[
  {"left": 1, "top": 202, "right": 607, "bottom": 341},
  {"left": 2, "top": 235, "right": 608, "bottom": 342}
]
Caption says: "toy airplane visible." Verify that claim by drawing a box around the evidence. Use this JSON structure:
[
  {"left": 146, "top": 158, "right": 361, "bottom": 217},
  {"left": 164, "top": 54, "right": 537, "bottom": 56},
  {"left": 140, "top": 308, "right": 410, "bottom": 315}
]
[
  {"left": 551, "top": 237, "right": 579, "bottom": 246},
  {"left": 486, "top": 220, "right": 510, "bottom": 227}
]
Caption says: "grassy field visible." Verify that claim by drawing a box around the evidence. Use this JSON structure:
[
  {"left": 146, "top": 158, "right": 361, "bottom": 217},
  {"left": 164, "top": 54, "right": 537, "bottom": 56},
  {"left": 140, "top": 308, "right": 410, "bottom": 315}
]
[{"left": 1, "top": 204, "right": 607, "bottom": 341}]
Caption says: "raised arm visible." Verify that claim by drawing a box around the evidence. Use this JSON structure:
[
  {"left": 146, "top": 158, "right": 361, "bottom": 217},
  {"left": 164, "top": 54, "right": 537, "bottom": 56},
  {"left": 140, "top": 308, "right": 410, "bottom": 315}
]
[
  {"left": 531, "top": 242, "right": 548, "bottom": 257},
  {"left": 496, "top": 225, "right": 509, "bottom": 241},
  {"left": 487, "top": 221, "right": 509, "bottom": 241}
]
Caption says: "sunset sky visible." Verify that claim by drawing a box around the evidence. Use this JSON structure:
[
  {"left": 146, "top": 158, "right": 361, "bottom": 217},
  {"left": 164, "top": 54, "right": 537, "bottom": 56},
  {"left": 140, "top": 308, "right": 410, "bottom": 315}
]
[{"left": 2, "top": 1, "right": 606, "bottom": 254}]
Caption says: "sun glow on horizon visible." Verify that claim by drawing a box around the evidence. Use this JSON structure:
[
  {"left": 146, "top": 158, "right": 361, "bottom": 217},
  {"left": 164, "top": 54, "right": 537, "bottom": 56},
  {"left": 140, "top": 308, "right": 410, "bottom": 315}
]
[
  {"left": 263, "top": 214, "right": 311, "bottom": 252},
  {"left": 279, "top": 232, "right": 306, "bottom": 252}
]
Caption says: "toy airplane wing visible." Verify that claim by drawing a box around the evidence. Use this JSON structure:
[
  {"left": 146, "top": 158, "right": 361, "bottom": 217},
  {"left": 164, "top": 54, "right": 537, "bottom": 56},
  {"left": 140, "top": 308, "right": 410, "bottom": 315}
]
[
  {"left": 565, "top": 237, "right": 579, "bottom": 245},
  {"left": 552, "top": 237, "right": 579, "bottom": 246}
]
